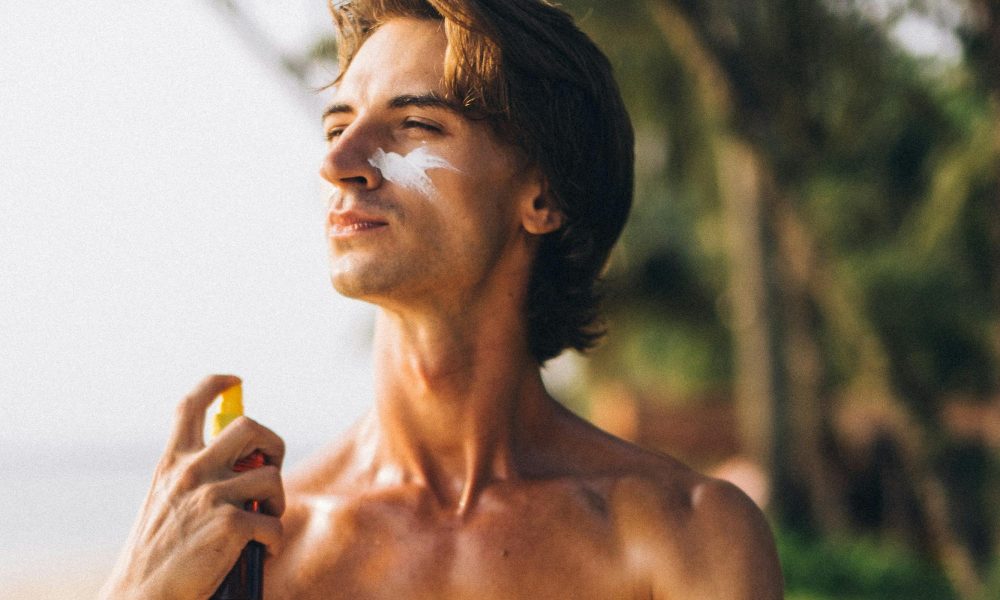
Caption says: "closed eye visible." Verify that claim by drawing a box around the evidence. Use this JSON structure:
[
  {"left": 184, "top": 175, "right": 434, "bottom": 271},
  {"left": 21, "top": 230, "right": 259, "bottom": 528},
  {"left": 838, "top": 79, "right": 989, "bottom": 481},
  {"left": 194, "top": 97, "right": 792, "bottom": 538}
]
[
  {"left": 403, "top": 118, "right": 442, "bottom": 133},
  {"left": 324, "top": 126, "right": 346, "bottom": 142}
]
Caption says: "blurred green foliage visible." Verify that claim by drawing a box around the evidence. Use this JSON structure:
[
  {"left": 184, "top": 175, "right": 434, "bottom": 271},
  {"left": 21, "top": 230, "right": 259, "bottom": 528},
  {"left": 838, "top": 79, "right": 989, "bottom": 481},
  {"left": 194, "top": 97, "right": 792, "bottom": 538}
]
[
  {"left": 561, "top": 0, "right": 1000, "bottom": 411},
  {"left": 777, "top": 527, "right": 957, "bottom": 599},
  {"left": 556, "top": 1, "right": 1000, "bottom": 595}
]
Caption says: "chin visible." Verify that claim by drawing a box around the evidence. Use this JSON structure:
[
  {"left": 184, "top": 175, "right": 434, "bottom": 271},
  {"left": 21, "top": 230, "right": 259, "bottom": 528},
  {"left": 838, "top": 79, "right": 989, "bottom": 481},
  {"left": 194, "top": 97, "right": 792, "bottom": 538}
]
[
  {"left": 329, "top": 271, "right": 372, "bottom": 300},
  {"left": 328, "top": 254, "right": 372, "bottom": 297},
  {"left": 329, "top": 258, "right": 443, "bottom": 310},
  {"left": 328, "top": 261, "right": 401, "bottom": 301}
]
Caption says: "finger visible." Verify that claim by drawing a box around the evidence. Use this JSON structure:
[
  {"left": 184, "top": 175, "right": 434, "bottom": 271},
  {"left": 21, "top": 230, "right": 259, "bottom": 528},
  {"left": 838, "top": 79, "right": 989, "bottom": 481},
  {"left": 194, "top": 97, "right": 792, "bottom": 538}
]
[
  {"left": 219, "top": 505, "right": 285, "bottom": 555},
  {"left": 244, "top": 509, "right": 285, "bottom": 555},
  {"left": 207, "top": 415, "right": 286, "bottom": 470},
  {"left": 211, "top": 465, "right": 286, "bottom": 517},
  {"left": 167, "top": 374, "right": 242, "bottom": 453}
]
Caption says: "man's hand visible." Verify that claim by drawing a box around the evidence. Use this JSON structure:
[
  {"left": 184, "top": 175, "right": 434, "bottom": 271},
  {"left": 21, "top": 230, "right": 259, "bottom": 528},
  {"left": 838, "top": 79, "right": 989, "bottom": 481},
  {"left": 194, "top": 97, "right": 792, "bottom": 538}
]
[{"left": 100, "top": 375, "right": 286, "bottom": 600}]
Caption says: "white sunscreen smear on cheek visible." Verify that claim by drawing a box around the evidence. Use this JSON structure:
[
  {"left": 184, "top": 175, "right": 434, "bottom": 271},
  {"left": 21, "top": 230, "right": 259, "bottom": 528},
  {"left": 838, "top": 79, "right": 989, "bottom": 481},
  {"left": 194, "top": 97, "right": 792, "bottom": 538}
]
[{"left": 368, "top": 147, "right": 458, "bottom": 198}]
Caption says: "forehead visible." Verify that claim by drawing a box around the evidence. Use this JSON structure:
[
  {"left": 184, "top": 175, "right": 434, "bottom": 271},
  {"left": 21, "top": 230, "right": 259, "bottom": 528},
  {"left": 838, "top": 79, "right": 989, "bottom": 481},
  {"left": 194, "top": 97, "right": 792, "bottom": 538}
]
[{"left": 334, "top": 18, "right": 448, "bottom": 104}]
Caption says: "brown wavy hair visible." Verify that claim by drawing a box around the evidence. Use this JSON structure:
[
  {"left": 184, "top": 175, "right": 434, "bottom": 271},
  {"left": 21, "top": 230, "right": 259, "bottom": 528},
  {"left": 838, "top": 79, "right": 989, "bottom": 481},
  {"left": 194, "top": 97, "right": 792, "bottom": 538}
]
[{"left": 329, "top": 0, "right": 634, "bottom": 363}]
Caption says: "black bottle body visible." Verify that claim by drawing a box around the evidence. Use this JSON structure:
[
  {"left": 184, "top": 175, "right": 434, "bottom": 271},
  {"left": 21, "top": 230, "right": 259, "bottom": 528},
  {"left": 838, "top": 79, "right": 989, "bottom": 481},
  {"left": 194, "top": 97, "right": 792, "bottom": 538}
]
[{"left": 211, "top": 540, "right": 264, "bottom": 600}]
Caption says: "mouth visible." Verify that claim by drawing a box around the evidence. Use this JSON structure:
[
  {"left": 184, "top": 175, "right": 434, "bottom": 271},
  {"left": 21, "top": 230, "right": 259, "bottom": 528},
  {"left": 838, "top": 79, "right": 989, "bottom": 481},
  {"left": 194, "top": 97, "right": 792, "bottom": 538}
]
[
  {"left": 328, "top": 210, "right": 389, "bottom": 238},
  {"left": 329, "top": 221, "right": 388, "bottom": 237}
]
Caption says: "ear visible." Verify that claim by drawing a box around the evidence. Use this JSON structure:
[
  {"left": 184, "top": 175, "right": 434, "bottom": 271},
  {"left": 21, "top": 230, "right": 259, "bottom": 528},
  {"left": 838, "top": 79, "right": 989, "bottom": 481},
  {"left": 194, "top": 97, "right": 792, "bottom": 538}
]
[{"left": 519, "top": 175, "right": 563, "bottom": 235}]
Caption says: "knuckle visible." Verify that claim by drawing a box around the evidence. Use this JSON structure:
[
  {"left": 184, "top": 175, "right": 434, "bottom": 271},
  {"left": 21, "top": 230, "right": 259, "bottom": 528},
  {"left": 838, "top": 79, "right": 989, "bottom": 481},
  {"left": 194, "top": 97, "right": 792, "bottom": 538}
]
[
  {"left": 195, "top": 484, "right": 235, "bottom": 519},
  {"left": 225, "top": 415, "right": 256, "bottom": 439},
  {"left": 272, "top": 497, "right": 288, "bottom": 518},
  {"left": 155, "top": 452, "right": 177, "bottom": 473},
  {"left": 175, "top": 460, "right": 204, "bottom": 492},
  {"left": 175, "top": 392, "right": 201, "bottom": 418},
  {"left": 256, "top": 514, "right": 282, "bottom": 544},
  {"left": 232, "top": 415, "right": 255, "bottom": 432},
  {"left": 219, "top": 504, "right": 247, "bottom": 533},
  {"left": 200, "top": 481, "right": 225, "bottom": 507},
  {"left": 261, "top": 464, "right": 281, "bottom": 482},
  {"left": 268, "top": 476, "right": 287, "bottom": 515},
  {"left": 266, "top": 516, "right": 285, "bottom": 543}
]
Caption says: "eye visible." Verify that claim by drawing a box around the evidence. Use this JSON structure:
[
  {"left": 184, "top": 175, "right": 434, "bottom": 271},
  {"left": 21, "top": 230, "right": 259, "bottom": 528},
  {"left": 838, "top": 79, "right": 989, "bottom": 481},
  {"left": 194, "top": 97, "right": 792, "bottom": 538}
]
[
  {"left": 403, "top": 118, "right": 442, "bottom": 134},
  {"left": 324, "top": 126, "right": 346, "bottom": 142}
]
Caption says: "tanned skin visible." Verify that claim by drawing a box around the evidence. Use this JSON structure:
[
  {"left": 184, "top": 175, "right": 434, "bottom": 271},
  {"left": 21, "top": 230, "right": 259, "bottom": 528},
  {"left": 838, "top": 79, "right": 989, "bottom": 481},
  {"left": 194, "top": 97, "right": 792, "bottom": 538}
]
[{"left": 102, "top": 17, "right": 782, "bottom": 600}]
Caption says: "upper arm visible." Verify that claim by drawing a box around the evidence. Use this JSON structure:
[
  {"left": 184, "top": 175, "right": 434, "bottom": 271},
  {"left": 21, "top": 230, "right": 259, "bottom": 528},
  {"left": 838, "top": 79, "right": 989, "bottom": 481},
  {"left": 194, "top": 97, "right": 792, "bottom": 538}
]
[{"left": 683, "top": 478, "right": 783, "bottom": 599}]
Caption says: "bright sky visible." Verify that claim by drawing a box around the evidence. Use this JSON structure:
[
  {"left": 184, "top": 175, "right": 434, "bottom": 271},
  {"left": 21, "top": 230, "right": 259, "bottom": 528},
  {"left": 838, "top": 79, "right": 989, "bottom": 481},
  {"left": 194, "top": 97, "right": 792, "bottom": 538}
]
[
  {"left": 0, "top": 0, "right": 376, "bottom": 456},
  {"left": 0, "top": 4, "right": 382, "bottom": 591}
]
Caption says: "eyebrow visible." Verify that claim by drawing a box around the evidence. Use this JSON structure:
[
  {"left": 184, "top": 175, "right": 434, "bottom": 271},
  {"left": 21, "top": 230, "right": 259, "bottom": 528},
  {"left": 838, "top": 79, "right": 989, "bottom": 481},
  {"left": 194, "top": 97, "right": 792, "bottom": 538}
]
[
  {"left": 321, "top": 92, "right": 460, "bottom": 122},
  {"left": 321, "top": 103, "right": 354, "bottom": 120},
  {"left": 388, "top": 92, "right": 459, "bottom": 113}
]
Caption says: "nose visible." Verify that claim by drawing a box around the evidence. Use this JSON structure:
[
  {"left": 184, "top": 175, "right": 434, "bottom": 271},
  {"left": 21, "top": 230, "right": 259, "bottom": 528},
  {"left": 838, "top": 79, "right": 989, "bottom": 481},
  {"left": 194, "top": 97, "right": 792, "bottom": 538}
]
[{"left": 319, "top": 124, "right": 383, "bottom": 194}]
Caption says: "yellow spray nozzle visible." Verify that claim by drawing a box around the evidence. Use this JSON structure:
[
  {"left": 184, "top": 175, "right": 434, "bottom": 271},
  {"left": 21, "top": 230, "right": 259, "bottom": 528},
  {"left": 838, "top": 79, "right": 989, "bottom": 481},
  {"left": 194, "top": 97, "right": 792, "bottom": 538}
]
[{"left": 212, "top": 383, "right": 244, "bottom": 438}]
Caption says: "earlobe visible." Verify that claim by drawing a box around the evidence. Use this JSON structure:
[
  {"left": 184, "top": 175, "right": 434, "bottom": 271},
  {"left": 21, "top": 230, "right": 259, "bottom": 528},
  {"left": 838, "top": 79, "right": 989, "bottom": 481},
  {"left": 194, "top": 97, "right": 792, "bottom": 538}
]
[{"left": 521, "top": 181, "right": 564, "bottom": 235}]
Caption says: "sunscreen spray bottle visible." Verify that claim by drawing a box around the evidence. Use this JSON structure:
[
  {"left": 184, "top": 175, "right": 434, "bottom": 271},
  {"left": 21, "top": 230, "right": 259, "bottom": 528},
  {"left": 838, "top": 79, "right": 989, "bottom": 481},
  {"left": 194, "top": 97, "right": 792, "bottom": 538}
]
[{"left": 210, "top": 384, "right": 265, "bottom": 600}]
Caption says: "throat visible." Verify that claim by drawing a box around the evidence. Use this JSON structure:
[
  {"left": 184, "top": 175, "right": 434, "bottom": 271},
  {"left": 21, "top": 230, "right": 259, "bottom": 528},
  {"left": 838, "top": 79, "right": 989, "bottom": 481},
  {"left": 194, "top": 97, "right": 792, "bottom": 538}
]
[
  {"left": 369, "top": 364, "right": 555, "bottom": 515},
  {"left": 366, "top": 307, "right": 552, "bottom": 514},
  {"left": 373, "top": 387, "right": 524, "bottom": 514}
]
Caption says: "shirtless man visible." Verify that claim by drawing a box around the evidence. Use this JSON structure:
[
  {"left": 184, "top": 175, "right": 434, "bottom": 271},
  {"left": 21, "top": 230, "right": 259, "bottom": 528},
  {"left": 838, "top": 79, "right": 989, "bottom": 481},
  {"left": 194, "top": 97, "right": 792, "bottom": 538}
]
[{"left": 102, "top": 1, "right": 783, "bottom": 598}]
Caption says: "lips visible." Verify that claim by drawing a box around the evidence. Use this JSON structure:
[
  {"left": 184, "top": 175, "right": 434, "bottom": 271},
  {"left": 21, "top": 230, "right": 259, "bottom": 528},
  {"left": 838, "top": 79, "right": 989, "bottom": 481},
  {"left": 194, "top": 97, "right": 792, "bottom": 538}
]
[{"left": 328, "top": 209, "right": 389, "bottom": 237}]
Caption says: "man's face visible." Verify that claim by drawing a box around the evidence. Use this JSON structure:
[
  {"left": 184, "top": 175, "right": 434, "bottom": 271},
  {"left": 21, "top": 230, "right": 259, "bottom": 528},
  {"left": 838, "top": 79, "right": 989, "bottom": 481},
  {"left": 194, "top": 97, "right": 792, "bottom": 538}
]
[{"left": 321, "top": 18, "right": 539, "bottom": 310}]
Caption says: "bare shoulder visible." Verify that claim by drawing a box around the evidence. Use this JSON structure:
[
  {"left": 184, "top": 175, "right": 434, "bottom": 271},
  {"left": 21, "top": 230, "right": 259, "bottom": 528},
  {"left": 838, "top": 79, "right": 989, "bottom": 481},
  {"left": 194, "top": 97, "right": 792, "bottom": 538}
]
[
  {"left": 607, "top": 446, "right": 783, "bottom": 599},
  {"left": 553, "top": 412, "right": 783, "bottom": 599},
  {"left": 278, "top": 424, "right": 371, "bottom": 531}
]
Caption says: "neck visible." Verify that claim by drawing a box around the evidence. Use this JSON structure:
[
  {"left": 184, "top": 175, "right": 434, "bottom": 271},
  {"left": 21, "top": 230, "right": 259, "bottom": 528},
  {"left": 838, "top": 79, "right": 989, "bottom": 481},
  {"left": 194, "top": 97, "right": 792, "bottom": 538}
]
[{"left": 366, "top": 303, "right": 554, "bottom": 515}]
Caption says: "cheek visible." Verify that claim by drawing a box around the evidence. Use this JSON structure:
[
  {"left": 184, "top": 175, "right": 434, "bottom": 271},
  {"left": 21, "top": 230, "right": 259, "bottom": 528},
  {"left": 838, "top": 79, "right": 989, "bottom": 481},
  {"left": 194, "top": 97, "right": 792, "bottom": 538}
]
[
  {"left": 439, "top": 174, "right": 511, "bottom": 232},
  {"left": 422, "top": 143, "right": 526, "bottom": 245},
  {"left": 449, "top": 191, "right": 519, "bottom": 259},
  {"left": 373, "top": 147, "right": 459, "bottom": 199}
]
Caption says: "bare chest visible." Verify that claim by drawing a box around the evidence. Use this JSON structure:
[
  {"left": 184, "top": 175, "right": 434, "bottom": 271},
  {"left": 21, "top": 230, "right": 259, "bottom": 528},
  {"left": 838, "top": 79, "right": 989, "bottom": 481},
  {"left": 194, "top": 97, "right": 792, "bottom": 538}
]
[{"left": 264, "top": 485, "right": 642, "bottom": 600}]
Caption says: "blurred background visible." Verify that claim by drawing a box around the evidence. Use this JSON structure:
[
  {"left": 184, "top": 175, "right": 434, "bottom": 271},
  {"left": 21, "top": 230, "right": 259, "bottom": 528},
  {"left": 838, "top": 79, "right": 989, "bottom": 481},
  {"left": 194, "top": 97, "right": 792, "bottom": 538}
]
[{"left": 2, "top": 0, "right": 998, "bottom": 598}]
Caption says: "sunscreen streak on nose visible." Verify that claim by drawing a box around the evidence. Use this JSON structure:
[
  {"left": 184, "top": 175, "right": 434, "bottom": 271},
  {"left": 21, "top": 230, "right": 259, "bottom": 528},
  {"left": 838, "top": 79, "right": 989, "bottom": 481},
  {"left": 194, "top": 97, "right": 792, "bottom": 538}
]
[{"left": 368, "top": 147, "right": 458, "bottom": 197}]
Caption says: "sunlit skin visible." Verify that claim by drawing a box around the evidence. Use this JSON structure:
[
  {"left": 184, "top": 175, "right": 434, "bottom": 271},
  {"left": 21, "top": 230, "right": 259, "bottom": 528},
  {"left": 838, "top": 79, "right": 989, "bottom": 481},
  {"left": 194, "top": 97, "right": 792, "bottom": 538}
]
[
  {"left": 268, "top": 18, "right": 782, "bottom": 599},
  {"left": 101, "top": 16, "right": 782, "bottom": 600}
]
